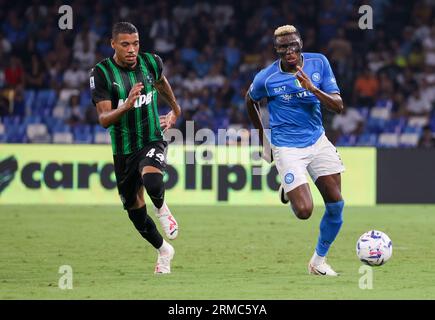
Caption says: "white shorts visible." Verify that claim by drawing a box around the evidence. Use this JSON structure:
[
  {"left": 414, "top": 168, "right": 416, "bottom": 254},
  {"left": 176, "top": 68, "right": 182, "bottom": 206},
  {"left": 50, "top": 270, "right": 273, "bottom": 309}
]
[{"left": 272, "top": 133, "right": 345, "bottom": 193}]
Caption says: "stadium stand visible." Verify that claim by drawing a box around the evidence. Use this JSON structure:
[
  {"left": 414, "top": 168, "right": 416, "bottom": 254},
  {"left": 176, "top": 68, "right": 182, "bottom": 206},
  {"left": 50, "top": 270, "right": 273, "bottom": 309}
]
[{"left": 0, "top": 0, "right": 434, "bottom": 147}]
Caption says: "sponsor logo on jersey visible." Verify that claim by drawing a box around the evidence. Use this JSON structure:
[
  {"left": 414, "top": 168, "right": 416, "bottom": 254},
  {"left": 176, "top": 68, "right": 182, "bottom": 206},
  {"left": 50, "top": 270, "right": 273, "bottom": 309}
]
[
  {"left": 273, "top": 85, "right": 286, "bottom": 93},
  {"left": 281, "top": 90, "right": 312, "bottom": 101},
  {"left": 89, "top": 76, "right": 95, "bottom": 89},
  {"left": 118, "top": 92, "right": 153, "bottom": 108}
]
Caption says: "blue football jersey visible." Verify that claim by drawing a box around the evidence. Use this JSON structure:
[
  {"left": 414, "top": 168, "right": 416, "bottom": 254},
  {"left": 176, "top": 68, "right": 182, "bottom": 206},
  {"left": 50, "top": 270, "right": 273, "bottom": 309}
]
[{"left": 249, "top": 52, "right": 340, "bottom": 147}]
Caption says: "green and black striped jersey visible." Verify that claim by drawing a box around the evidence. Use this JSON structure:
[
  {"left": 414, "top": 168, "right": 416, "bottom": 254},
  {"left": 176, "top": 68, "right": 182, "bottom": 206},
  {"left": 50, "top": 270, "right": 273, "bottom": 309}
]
[{"left": 90, "top": 52, "right": 164, "bottom": 155}]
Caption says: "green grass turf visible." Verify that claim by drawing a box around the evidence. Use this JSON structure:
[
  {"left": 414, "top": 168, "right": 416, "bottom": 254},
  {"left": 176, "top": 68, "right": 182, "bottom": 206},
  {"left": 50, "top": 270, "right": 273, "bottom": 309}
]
[{"left": 1, "top": 204, "right": 435, "bottom": 300}]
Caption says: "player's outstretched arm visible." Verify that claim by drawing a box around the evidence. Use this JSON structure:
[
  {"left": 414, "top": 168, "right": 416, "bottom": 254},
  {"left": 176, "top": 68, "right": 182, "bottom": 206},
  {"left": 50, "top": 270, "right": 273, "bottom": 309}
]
[
  {"left": 296, "top": 66, "right": 344, "bottom": 114},
  {"left": 154, "top": 75, "right": 181, "bottom": 131},
  {"left": 96, "top": 82, "right": 144, "bottom": 128}
]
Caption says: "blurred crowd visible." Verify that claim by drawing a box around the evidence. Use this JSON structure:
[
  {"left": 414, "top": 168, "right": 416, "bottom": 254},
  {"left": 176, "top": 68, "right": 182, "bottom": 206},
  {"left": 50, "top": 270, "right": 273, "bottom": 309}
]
[{"left": 0, "top": 0, "right": 435, "bottom": 147}]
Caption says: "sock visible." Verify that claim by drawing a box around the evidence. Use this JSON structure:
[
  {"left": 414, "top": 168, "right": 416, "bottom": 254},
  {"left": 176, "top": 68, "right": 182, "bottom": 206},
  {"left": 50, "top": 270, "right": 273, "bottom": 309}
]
[
  {"left": 127, "top": 206, "right": 163, "bottom": 249},
  {"left": 311, "top": 251, "right": 325, "bottom": 266},
  {"left": 142, "top": 173, "right": 165, "bottom": 209},
  {"left": 315, "top": 200, "right": 344, "bottom": 257},
  {"left": 158, "top": 239, "right": 171, "bottom": 254}
]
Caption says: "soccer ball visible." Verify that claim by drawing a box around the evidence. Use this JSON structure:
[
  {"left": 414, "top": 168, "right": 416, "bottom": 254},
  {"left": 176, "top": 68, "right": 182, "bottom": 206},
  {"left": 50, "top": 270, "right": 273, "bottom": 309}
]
[{"left": 356, "top": 230, "right": 393, "bottom": 266}]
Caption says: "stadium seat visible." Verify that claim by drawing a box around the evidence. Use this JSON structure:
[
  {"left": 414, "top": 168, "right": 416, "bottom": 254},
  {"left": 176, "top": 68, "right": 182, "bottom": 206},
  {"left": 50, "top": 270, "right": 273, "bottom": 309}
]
[
  {"left": 430, "top": 117, "right": 435, "bottom": 132},
  {"left": 6, "top": 124, "right": 27, "bottom": 143},
  {"left": 403, "top": 125, "right": 422, "bottom": 134},
  {"left": 94, "top": 131, "right": 111, "bottom": 144},
  {"left": 74, "top": 132, "right": 93, "bottom": 144},
  {"left": 399, "top": 133, "right": 420, "bottom": 147},
  {"left": 0, "top": 123, "right": 5, "bottom": 142},
  {"left": 52, "top": 132, "right": 73, "bottom": 144},
  {"left": 57, "top": 88, "right": 80, "bottom": 107},
  {"left": 26, "top": 123, "right": 51, "bottom": 143},
  {"left": 336, "top": 134, "right": 357, "bottom": 146},
  {"left": 383, "top": 117, "right": 406, "bottom": 134},
  {"left": 24, "top": 90, "right": 35, "bottom": 115},
  {"left": 365, "top": 118, "right": 385, "bottom": 134},
  {"left": 73, "top": 125, "right": 93, "bottom": 144},
  {"left": 35, "top": 105, "right": 54, "bottom": 117},
  {"left": 2, "top": 116, "right": 21, "bottom": 127},
  {"left": 365, "top": 107, "right": 391, "bottom": 134},
  {"left": 72, "top": 124, "right": 92, "bottom": 135},
  {"left": 31, "top": 90, "right": 58, "bottom": 118},
  {"left": 356, "top": 133, "right": 377, "bottom": 146},
  {"left": 23, "top": 115, "right": 42, "bottom": 125},
  {"left": 79, "top": 90, "right": 91, "bottom": 107},
  {"left": 34, "top": 89, "right": 57, "bottom": 110},
  {"left": 408, "top": 116, "right": 428, "bottom": 128},
  {"left": 370, "top": 107, "right": 391, "bottom": 120},
  {"left": 44, "top": 117, "right": 65, "bottom": 133},
  {"left": 377, "top": 133, "right": 399, "bottom": 148},
  {"left": 94, "top": 125, "right": 107, "bottom": 133},
  {"left": 357, "top": 107, "right": 370, "bottom": 119},
  {"left": 52, "top": 122, "right": 71, "bottom": 133},
  {"left": 52, "top": 105, "right": 70, "bottom": 120}
]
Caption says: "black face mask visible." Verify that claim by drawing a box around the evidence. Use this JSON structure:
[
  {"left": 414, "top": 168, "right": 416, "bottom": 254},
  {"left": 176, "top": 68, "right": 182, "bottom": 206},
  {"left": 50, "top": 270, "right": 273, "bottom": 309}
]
[{"left": 275, "top": 43, "right": 302, "bottom": 54}]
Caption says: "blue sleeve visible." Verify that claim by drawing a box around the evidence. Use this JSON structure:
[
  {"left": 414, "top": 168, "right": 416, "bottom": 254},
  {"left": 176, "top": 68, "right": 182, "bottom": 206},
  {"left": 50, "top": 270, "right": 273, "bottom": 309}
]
[
  {"left": 248, "top": 72, "right": 267, "bottom": 102},
  {"left": 320, "top": 55, "right": 340, "bottom": 94}
]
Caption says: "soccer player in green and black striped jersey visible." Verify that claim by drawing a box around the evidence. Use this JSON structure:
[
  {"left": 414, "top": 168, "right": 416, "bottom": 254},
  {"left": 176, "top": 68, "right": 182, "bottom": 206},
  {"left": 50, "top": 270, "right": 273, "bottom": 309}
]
[{"left": 90, "top": 22, "right": 180, "bottom": 274}]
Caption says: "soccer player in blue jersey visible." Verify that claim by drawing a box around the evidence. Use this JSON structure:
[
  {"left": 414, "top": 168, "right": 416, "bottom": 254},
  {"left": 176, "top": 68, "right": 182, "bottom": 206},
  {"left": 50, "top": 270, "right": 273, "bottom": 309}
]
[{"left": 246, "top": 25, "right": 345, "bottom": 276}]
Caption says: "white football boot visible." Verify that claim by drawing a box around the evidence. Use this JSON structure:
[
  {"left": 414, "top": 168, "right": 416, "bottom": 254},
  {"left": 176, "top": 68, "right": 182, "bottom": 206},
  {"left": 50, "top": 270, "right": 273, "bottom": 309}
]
[
  {"left": 308, "top": 256, "right": 339, "bottom": 276},
  {"left": 154, "top": 202, "right": 178, "bottom": 240},
  {"left": 279, "top": 184, "right": 289, "bottom": 204},
  {"left": 154, "top": 240, "right": 175, "bottom": 274}
]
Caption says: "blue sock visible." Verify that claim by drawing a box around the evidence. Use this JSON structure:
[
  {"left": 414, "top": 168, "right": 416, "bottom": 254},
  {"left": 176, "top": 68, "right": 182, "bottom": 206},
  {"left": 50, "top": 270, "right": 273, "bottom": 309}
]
[{"left": 315, "top": 200, "right": 344, "bottom": 257}]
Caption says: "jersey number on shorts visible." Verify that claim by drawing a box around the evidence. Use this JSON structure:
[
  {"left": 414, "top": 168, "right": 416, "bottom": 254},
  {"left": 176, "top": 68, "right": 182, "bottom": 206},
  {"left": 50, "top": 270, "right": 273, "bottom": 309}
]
[{"left": 146, "top": 148, "right": 165, "bottom": 162}]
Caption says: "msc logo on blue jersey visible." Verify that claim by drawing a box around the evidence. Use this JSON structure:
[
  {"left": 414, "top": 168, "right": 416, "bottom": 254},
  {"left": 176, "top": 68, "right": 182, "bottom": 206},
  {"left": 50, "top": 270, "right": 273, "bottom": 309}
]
[
  {"left": 284, "top": 173, "right": 294, "bottom": 184},
  {"left": 280, "top": 91, "right": 313, "bottom": 101},
  {"left": 311, "top": 72, "right": 321, "bottom": 82}
]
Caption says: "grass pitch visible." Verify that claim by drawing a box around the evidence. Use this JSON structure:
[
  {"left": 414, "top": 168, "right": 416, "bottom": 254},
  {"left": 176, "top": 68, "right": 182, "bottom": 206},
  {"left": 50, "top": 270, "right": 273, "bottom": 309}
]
[{"left": 1, "top": 204, "right": 435, "bottom": 300}]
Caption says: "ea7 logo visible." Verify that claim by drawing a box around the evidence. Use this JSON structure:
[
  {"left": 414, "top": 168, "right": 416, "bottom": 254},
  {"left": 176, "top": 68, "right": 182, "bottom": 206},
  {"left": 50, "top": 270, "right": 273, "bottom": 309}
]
[
  {"left": 273, "top": 86, "right": 286, "bottom": 93},
  {"left": 118, "top": 92, "right": 153, "bottom": 108}
]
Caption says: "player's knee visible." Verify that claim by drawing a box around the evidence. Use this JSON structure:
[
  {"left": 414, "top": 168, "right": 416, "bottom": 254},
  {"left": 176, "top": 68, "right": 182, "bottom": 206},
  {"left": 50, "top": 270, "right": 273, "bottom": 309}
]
[
  {"left": 123, "top": 197, "right": 138, "bottom": 211},
  {"left": 142, "top": 173, "right": 164, "bottom": 196},
  {"left": 127, "top": 198, "right": 145, "bottom": 211},
  {"left": 292, "top": 204, "right": 313, "bottom": 220},
  {"left": 325, "top": 193, "right": 343, "bottom": 204}
]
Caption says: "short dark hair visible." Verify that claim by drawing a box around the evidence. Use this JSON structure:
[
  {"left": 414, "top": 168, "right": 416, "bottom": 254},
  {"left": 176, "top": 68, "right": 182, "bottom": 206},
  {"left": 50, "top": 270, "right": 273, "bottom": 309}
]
[{"left": 112, "top": 22, "right": 138, "bottom": 39}]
